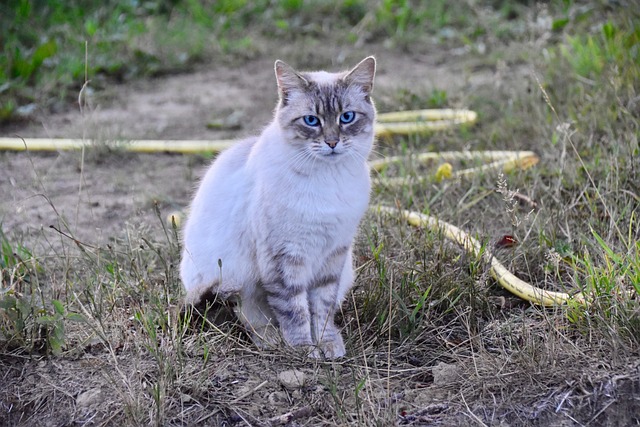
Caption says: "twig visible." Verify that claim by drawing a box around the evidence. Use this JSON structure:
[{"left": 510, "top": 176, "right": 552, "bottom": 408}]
[
  {"left": 460, "top": 391, "right": 488, "bottom": 427},
  {"left": 387, "top": 269, "right": 393, "bottom": 400},
  {"left": 555, "top": 389, "right": 572, "bottom": 413},
  {"left": 49, "top": 225, "right": 98, "bottom": 250},
  {"left": 194, "top": 408, "right": 221, "bottom": 425},
  {"left": 229, "top": 380, "right": 268, "bottom": 404},
  {"left": 585, "top": 400, "right": 615, "bottom": 426}
]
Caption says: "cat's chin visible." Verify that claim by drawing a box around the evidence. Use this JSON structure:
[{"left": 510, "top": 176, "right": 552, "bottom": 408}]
[
  {"left": 314, "top": 148, "right": 350, "bottom": 158},
  {"left": 313, "top": 152, "right": 346, "bottom": 162}
]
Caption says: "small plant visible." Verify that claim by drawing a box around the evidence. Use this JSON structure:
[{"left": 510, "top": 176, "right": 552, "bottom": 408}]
[
  {"left": 1, "top": 228, "right": 37, "bottom": 350},
  {"left": 1, "top": 229, "right": 84, "bottom": 355},
  {"left": 34, "top": 299, "right": 85, "bottom": 355},
  {"left": 1, "top": 288, "right": 85, "bottom": 355},
  {"left": 560, "top": 21, "right": 640, "bottom": 80},
  {"left": 427, "top": 89, "right": 448, "bottom": 108},
  {"left": 565, "top": 227, "right": 640, "bottom": 339}
]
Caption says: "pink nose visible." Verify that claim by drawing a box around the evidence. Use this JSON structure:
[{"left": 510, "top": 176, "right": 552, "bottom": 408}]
[{"left": 325, "top": 140, "right": 338, "bottom": 149}]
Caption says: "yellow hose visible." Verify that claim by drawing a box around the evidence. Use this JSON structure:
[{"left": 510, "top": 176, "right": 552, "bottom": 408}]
[
  {"left": 375, "top": 207, "right": 586, "bottom": 305},
  {"left": 0, "top": 109, "right": 476, "bottom": 154},
  {"left": 0, "top": 137, "right": 236, "bottom": 154},
  {"left": 370, "top": 150, "right": 540, "bottom": 185},
  {"left": 0, "top": 108, "right": 582, "bottom": 306},
  {"left": 376, "top": 109, "right": 477, "bottom": 137}
]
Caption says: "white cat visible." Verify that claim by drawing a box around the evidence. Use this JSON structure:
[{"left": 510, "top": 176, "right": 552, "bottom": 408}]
[{"left": 180, "top": 57, "right": 376, "bottom": 358}]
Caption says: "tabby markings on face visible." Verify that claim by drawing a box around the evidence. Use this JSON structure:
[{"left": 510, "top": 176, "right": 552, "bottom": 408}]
[{"left": 289, "top": 81, "right": 372, "bottom": 157}]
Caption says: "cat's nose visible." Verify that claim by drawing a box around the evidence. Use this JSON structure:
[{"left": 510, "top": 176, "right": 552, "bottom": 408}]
[{"left": 325, "top": 139, "right": 339, "bottom": 149}]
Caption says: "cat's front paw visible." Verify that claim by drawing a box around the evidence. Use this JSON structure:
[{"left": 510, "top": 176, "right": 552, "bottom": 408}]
[{"left": 313, "top": 335, "right": 346, "bottom": 360}]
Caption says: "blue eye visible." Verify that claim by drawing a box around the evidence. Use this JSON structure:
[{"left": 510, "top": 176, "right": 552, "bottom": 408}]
[
  {"left": 303, "top": 115, "right": 320, "bottom": 126},
  {"left": 340, "top": 111, "right": 356, "bottom": 124}
]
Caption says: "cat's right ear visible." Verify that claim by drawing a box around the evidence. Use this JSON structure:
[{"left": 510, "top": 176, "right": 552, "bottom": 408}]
[{"left": 275, "top": 60, "right": 308, "bottom": 104}]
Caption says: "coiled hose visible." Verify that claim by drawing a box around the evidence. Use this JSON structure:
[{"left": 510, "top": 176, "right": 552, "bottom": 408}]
[{"left": 0, "top": 109, "right": 585, "bottom": 305}]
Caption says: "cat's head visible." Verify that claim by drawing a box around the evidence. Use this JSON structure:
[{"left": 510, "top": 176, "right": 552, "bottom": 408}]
[{"left": 274, "top": 57, "right": 376, "bottom": 163}]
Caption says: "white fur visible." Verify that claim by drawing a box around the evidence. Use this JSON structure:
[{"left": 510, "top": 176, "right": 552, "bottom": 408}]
[
  {"left": 180, "top": 122, "right": 372, "bottom": 299},
  {"left": 180, "top": 57, "right": 376, "bottom": 358}
]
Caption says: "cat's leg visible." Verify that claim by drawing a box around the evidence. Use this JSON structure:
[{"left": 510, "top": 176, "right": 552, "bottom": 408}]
[
  {"left": 258, "top": 251, "right": 316, "bottom": 353},
  {"left": 309, "top": 245, "right": 352, "bottom": 359},
  {"left": 235, "top": 283, "right": 280, "bottom": 348},
  {"left": 336, "top": 249, "right": 355, "bottom": 307}
]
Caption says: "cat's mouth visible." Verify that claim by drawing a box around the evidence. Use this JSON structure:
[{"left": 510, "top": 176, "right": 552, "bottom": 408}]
[
  {"left": 312, "top": 142, "right": 346, "bottom": 159},
  {"left": 322, "top": 151, "right": 343, "bottom": 159},
  {"left": 313, "top": 149, "right": 342, "bottom": 158}
]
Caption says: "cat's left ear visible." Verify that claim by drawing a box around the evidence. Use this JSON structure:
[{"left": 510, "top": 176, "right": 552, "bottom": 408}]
[
  {"left": 344, "top": 56, "right": 376, "bottom": 95},
  {"left": 275, "top": 60, "right": 309, "bottom": 103}
]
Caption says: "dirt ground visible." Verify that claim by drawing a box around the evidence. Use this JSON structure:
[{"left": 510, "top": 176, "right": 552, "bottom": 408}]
[
  {"left": 2, "top": 43, "right": 638, "bottom": 426},
  {"left": 1, "top": 49, "right": 498, "bottom": 247}
]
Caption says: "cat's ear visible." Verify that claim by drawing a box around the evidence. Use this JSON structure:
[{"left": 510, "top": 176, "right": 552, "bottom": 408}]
[
  {"left": 275, "top": 60, "right": 309, "bottom": 103},
  {"left": 344, "top": 56, "right": 376, "bottom": 95}
]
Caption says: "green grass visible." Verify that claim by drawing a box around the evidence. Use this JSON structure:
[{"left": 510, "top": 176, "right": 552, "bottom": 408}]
[
  {"left": 1, "top": 1, "right": 639, "bottom": 425},
  {"left": 1, "top": 231, "right": 84, "bottom": 356},
  {"left": 1, "top": 0, "right": 573, "bottom": 123}
]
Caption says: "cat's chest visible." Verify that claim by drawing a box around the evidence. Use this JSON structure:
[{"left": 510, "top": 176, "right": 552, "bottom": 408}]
[
  {"left": 256, "top": 167, "right": 370, "bottom": 225},
  {"left": 293, "top": 170, "right": 365, "bottom": 206}
]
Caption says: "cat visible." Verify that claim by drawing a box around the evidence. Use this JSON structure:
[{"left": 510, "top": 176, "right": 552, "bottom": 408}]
[{"left": 180, "top": 57, "right": 376, "bottom": 359}]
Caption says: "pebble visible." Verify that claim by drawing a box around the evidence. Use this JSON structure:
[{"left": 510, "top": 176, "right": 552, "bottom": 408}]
[
  {"left": 76, "top": 388, "right": 102, "bottom": 409},
  {"left": 278, "top": 369, "right": 306, "bottom": 390},
  {"left": 432, "top": 362, "right": 460, "bottom": 386}
]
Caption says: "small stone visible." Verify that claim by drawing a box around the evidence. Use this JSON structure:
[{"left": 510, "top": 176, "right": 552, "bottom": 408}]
[
  {"left": 76, "top": 389, "right": 102, "bottom": 409},
  {"left": 432, "top": 362, "right": 460, "bottom": 386},
  {"left": 278, "top": 369, "right": 306, "bottom": 390},
  {"left": 268, "top": 391, "right": 288, "bottom": 406}
]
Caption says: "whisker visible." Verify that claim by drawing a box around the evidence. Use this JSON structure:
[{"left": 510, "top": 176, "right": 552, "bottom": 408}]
[{"left": 285, "top": 149, "right": 312, "bottom": 172}]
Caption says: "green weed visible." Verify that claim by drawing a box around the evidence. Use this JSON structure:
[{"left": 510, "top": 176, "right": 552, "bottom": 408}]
[
  {"left": 565, "top": 225, "right": 640, "bottom": 341},
  {"left": 1, "top": 229, "right": 84, "bottom": 355},
  {"left": 561, "top": 20, "right": 640, "bottom": 80}
]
